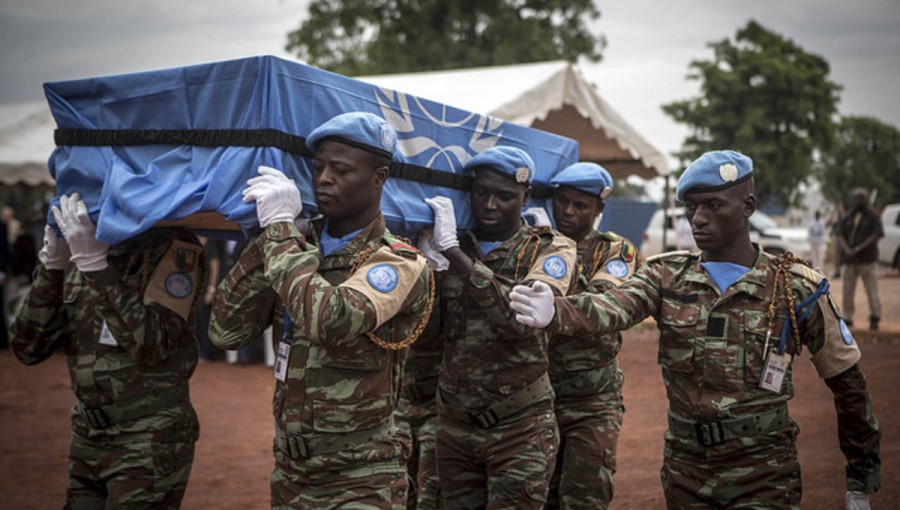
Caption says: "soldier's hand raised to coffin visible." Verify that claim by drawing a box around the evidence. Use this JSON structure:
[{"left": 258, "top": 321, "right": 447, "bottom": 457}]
[
  {"left": 424, "top": 196, "right": 459, "bottom": 251},
  {"left": 243, "top": 166, "right": 303, "bottom": 228},
  {"left": 38, "top": 224, "right": 71, "bottom": 270},
  {"left": 51, "top": 193, "right": 108, "bottom": 272},
  {"left": 417, "top": 228, "right": 449, "bottom": 271}
]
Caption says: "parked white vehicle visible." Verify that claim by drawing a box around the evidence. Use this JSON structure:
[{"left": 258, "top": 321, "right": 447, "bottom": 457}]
[
  {"left": 878, "top": 203, "right": 900, "bottom": 269},
  {"left": 641, "top": 207, "right": 813, "bottom": 260}
]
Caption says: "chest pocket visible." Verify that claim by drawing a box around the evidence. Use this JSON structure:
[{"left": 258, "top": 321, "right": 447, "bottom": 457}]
[
  {"left": 657, "top": 298, "right": 701, "bottom": 372},
  {"left": 743, "top": 311, "right": 785, "bottom": 383}
]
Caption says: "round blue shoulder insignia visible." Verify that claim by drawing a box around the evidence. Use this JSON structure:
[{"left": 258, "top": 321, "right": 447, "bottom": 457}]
[
  {"left": 543, "top": 255, "right": 568, "bottom": 280},
  {"left": 839, "top": 319, "right": 854, "bottom": 346},
  {"left": 367, "top": 264, "right": 399, "bottom": 293},
  {"left": 606, "top": 259, "right": 629, "bottom": 278},
  {"left": 164, "top": 272, "right": 193, "bottom": 299}
]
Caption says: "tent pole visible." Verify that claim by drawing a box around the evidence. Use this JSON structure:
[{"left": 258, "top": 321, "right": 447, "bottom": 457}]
[{"left": 662, "top": 174, "right": 670, "bottom": 251}]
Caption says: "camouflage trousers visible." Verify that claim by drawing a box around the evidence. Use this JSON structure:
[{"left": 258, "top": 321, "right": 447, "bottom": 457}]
[
  {"left": 270, "top": 436, "right": 410, "bottom": 509},
  {"left": 661, "top": 426, "right": 802, "bottom": 509},
  {"left": 64, "top": 432, "right": 194, "bottom": 510},
  {"left": 547, "top": 367, "right": 624, "bottom": 510},
  {"left": 436, "top": 401, "right": 559, "bottom": 510},
  {"left": 397, "top": 399, "right": 440, "bottom": 510}
]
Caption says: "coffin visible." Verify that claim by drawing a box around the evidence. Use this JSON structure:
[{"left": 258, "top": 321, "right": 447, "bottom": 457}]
[{"left": 44, "top": 56, "right": 578, "bottom": 243}]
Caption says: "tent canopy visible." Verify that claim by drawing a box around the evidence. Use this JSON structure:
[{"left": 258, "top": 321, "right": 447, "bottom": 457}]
[
  {"left": 360, "top": 60, "right": 670, "bottom": 180},
  {"left": 0, "top": 101, "right": 56, "bottom": 186}
]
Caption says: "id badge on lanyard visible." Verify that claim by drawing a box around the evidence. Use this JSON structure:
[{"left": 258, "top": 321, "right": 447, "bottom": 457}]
[
  {"left": 759, "top": 329, "right": 790, "bottom": 393},
  {"left": 273, "top": 311, "right": 292, "bottom": 382}
]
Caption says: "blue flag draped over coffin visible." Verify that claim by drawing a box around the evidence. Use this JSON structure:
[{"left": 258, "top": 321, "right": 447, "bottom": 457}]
[{"left": 44, "top": 56, "right": 579, "bottom": 244}]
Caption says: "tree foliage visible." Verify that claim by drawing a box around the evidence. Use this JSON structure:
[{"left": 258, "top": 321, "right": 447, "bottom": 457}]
[
  {"left": 285, "top": 0, "right": 605, "bottom": 76},
  {"left": 662, "top": 20, "right": 841, "bottom": 208},
  {"left": 819, "top": 116, "right": 900, "bottom": 207}
]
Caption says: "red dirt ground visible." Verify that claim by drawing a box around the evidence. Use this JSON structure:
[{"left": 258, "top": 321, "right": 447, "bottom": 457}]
[{"left": 1, "top": 273, "right": 898, "bottom": 509}]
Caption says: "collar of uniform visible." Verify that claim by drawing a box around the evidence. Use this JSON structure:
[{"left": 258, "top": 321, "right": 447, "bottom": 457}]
[
  {"left": 575, "top": 228, "right": 601, "bottom": 252},
  {"left": 461, "top": 220, "right": 531, "bottom": 261},
  {"left": 310, "top": 213, "right": 386, "bottom": 258},
  {"left": 685, "top": 244, "right": 769, "bottom": 296}
]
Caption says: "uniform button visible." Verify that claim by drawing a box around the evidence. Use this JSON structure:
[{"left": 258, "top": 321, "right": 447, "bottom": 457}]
[
  {"left": 544, "top": 413, "right": 552, "bottom": 420},
  {"left": 666, "top": 314, "right": 672, "bottom": 320},
  {"left": 688, "top": 316, "right": 694, "bottom": 321}
]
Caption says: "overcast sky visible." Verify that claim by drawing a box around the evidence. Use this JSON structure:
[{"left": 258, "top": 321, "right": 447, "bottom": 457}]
[{"left": 2, "top": 0, "right": 899, "bottom": 170}]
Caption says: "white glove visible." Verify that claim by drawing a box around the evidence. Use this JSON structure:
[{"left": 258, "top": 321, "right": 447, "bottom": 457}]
[
  {"left": 424, "top": 196, "right": 459, "bottom": 251},
  {"left": 845, "top": 491, "right": 870, "bottom": 510},
  {"left": 38, "top": 225, "right": 71, "bottom": 270},
  {"left": 509, "top": 281, "right": 556, "bottom": 328},
  {"left": 242, "top": 166, "right": 302, "bottom": 227},
  {"left": 417, "top": 228, "right": 449, "bottom": 271},
  {"left": 50, "top": 193, "right": 109, "bottom": 272},
  {"left": 523, "top": 207, "right": 552, "bottom": 227}
]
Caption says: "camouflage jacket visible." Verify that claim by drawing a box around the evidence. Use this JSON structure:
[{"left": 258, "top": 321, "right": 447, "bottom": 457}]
[
  {"left": 10, "top": 228, "right": 203, "bottom": 441},
  {"left": 209, "top": 215, "right": 432, "bottom": 458},
  {"left": 553, "top": 247, "right": 880, "bottom": 491},
  {"left": 439, "top": 222, "right": 576, "bottom": 410},
  {"left": 400, "top": 272, "right": 445, "bottom": 406},
  {"left": 549, "top": 230, "right": 642, "bottom": 396}
]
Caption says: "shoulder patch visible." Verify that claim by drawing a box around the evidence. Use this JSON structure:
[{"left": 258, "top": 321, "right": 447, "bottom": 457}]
[
  {"left": 366, "top": 263, "right": 400, "bottom": 293},
  {"left": 646, "top": 250, "right": 694, "bottom": 263},
  {"left": 620, "top": 241, "right": 636, "bottom": 263},
  {"left": 605, "top": 259, "right": 629, "bottom": 278},
  {"left": 143, "top": 237, "right": 201, "bottom": 321},
  {"left": 164, "top": 272, "right": 194, "bottom": 298},
  {"left": 542, "top": 255, "right": 569, "bottom": 280},
  {"left": 383, "top": 232, "right": 418, "bottom": 259}
]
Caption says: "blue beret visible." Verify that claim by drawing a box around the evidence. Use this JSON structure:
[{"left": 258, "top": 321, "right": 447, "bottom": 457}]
[
  {"left": 550, "top": 162, "right": 613, "bottom": 198},
  {"left": 464, "top": 146, "right": 535, "bottom": 184},
  {"left": 676, "top": 150, "right": 753, "bottom": 201},
  {"left": 306, "top": 112, "right": 397, "bottom": 158}
]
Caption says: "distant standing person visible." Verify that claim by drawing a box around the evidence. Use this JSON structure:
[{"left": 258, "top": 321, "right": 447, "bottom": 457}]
[
  {"left": 807, "top": 210, "right": 827, "bottom": 271},
  {"left": 837, "top": 188, "right": 884, "bottom": 330},
  {"left": 829, "top": 204, "right": 845, "bottom": 277}
]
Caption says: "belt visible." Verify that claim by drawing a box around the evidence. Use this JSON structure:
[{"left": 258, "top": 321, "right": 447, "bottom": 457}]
[
  {"left": 77, "top": 383, "right": 190, "bottom": 429},
  {"left": 275, "top": 420, "right": 394, "bottom": 461},
  {"left": 403, "top": 376, "right": 439, "bottom": 403},
  {"left": 438, "top": 373, "right": 552, "bottom": 429},
  {"left": 667, "top": 405, "right": 791, "bottom": 447}
]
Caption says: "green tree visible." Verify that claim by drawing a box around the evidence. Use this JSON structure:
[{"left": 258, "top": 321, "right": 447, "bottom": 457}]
[
  {"left": 662, "top": 20, "right": 841, "bottom": 208},
  {"left": 285, "top": 0, "right": 605, "bottom": 76},
  {"left": 819, "top": 116, "right": 900, "bottom": 207}
]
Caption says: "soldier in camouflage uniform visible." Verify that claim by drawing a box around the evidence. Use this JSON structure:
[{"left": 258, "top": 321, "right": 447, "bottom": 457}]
[
  {"left": 209, "top": 112, "right": 433, "bottom": 509},
  {"left": 419, "top": 146, "right": 576, "bottom": 509},
  {"left": 512, "top": 150, "right": 881, "bottom": 510},
  {"left": 395, "top": 270, "right": 444, "bottom": 509},
  {"left": 544, "top": 163, "right": 642, "bottom": 509},
  {"left": 11, "top": 194, "right": 203, "bottom": 510}
]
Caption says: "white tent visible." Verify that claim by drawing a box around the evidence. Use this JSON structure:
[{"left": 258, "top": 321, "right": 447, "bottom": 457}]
[
  {"left": 360, "top": 60, "right": 669, "bottom": 180},
  {"left": 0, "top": 101, "right": 56, "bottom": 187}
]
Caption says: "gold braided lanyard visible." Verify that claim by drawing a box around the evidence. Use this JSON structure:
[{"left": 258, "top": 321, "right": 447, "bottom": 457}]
[
  {"left": 350, "top": 240, "right": 436, "bottom": 351},
  {"left": 513, "top": 233, "right": 541, "bottom": 279},
  {"left": 764, "top": 253, "right": 803, "bottom": 359},
  {"left": 587, "top": 238, "right": 612, "bottom": 278}
]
